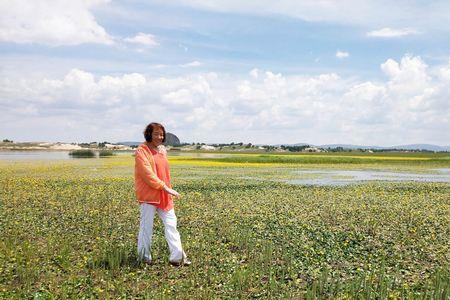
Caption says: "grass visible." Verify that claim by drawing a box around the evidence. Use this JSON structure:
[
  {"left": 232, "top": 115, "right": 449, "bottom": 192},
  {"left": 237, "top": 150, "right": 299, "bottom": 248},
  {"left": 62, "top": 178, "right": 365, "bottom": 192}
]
[
  {"left": 179, "top": 152, "right": 450, "bottom": 165},
  {"left": 0, "top": 153, "right": 449, "bottom": 298}
]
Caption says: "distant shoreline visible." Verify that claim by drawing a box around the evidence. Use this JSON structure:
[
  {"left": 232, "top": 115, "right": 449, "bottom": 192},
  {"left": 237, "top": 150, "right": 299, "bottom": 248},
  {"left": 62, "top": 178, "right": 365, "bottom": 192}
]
[{"left": 1, "top": 141, "right": 449, "bottom": 153}]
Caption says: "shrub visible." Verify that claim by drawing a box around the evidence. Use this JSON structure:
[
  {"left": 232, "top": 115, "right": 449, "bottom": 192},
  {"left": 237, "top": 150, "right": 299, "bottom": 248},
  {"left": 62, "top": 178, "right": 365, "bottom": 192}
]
[
  {"left": 99, "top": 150, "right": 115, "bottom": 157},
  {"left": 69, "top": 149, "right": 96, "bottom": 158}
]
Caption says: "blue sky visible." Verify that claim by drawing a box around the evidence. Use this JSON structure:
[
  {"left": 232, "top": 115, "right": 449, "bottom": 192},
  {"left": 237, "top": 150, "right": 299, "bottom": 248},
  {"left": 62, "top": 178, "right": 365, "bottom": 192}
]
[{"left": 1, "top": 0, "right": 449, "bottom": 145}]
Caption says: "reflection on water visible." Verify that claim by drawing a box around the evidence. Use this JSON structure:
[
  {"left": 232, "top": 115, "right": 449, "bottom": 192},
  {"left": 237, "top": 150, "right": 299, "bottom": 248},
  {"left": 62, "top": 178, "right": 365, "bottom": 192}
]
[{"left": 287, "top": 169, "right": 450, "bottom": 186}]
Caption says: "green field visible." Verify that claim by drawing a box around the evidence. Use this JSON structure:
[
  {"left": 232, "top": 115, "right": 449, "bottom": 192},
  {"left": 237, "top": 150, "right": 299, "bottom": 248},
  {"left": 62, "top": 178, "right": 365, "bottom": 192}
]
[{"left": 1, "top": 153, "right": 449, "bottom": 299}]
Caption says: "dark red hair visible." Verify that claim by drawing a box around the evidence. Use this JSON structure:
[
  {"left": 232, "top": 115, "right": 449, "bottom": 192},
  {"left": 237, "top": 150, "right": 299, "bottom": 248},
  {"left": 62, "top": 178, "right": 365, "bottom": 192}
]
[{"left": 144, "top": 122, "right": 166, "bottom": 143}]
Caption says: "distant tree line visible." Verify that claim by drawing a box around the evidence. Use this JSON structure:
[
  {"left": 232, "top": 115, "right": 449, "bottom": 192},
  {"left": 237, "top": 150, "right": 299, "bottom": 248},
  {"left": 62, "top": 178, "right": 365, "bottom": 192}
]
[
  {"left": 325, "top": 147, "right": 441, "bottom": 153},
  {"left": 371, "top": 148, "right": 436, "bottom": 153},
  {"left": 280, "top": 145, "right": 310, "bottom": 152},
  {"left": 184, "top": 142, "right": 256, "bottom": 148}
]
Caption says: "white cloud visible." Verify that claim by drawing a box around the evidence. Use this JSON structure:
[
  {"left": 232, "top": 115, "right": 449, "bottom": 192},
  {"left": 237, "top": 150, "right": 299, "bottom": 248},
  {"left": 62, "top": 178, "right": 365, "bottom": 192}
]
[
  {"left": 336, "top": 50, "right": 349, "bottom": 59},
  {"left": 367, "top": 27, "right": 419, "bottom": 38},
  {"left": 438, "top": 60, "right": 450, "bottom": 81},
  {"left": 249, "top": 68, "right": 259, "bottom": 79},
  {"left": 0, "top": 0, "right": 113, "bottom": 46},
  {"left": 380, "top": 55, "right": 430, "bottom": 97},
  {"left": 179, "top": 61, "right": 202, "bottom": 68},
  {"left": 124, "top": 33, "right": 159, "bottom": 47},
  {"left": 1, "top": 55, "right": 449, "bottom": 145}
]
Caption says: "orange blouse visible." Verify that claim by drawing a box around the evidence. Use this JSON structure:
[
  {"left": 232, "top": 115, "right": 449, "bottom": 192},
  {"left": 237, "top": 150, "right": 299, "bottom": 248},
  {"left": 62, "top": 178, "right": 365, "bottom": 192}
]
[
  {"left": 134, "top": 144, "right": 173, "bottom": 211},
  {"left": 149, "top": 147, "right": 173, "bottom": 211}
]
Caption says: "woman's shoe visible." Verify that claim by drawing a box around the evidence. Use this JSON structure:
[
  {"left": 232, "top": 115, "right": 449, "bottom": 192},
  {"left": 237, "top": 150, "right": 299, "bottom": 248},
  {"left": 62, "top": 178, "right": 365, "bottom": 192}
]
[
  {"left": 182, "top": 256, "right": 192, "bottom": 266},
  {"left": 169, "top": 253, "right": 191, "bottom": 266}
]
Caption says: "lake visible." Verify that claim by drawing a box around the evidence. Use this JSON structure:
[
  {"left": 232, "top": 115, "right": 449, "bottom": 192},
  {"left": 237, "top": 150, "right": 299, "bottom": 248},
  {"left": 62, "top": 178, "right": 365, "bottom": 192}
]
[
  {"left": 2, "top": 151, "right": 449, "bottom": 185},
  {"left": 0, "top": 150, "right": 230, "bottom": 160},
  {"left": 287, "top": 168, "right": 450, "bottom": 186},
  {"left": 0, "top": 151, "right": 72, "bottom": 160}
]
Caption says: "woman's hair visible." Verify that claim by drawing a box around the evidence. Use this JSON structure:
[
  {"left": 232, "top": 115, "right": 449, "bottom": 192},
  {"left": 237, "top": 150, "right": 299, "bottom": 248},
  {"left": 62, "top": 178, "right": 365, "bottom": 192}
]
[{"left": 144, "top": 122, "right": 166, "bottom": 143}]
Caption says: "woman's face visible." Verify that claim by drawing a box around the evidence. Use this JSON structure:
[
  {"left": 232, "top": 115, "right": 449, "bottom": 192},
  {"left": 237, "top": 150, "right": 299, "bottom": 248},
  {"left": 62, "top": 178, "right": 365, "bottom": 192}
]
[{"left": 151, "top": 128, "right": 164, "bottom": 147}]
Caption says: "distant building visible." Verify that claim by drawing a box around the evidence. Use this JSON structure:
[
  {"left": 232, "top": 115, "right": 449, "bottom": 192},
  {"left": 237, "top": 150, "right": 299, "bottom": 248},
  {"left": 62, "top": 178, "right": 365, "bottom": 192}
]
[
  {"left": 302, "top": 146, "right": 324, "bottom": 152},
  {"left": 50, "top": 143, "right": 83, "bottom": 150},
  {"left": 200, "top": 145, "right": 216, "bottom": 151},
  {"left": 104, "top": 144, "right": 132, "bottom": 150}
]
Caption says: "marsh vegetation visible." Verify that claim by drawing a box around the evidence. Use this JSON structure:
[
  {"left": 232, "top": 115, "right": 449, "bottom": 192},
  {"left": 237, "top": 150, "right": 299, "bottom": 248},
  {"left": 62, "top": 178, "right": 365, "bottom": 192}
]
[
  {"left": 1, "top": 152, "right": 449, "bottom": 298},
  {"left": 69, "top": 149, "right": 96, "bottom": 158}
]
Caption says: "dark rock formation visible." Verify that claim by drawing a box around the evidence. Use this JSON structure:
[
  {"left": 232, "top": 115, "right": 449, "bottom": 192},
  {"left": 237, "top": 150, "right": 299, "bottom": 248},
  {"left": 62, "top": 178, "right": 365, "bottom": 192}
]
[
  {"left": 164, "top": 132, "right": 180, "bottom": 146},
  {"left": 119, "top": 132, "right": 180, "bottom": 147}
]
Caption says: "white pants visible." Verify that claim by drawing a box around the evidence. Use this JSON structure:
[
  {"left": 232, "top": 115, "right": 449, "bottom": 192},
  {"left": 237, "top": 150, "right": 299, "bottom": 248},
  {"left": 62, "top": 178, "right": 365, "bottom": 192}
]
[{"left": 137, "top": 203, "right": 185, "bottom": 262}]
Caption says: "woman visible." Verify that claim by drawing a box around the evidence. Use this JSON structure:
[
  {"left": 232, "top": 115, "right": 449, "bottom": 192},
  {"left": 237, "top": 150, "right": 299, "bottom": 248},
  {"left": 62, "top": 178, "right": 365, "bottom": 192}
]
[{"left": 135, "top": 122, "right": 190, "bottom": 266}]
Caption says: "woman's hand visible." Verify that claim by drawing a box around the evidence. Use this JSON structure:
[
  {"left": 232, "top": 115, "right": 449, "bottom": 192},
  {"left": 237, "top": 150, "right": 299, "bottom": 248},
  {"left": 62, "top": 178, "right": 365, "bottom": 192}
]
[{"left": 163, "top": 185, "right": 181, "bottom": 198}]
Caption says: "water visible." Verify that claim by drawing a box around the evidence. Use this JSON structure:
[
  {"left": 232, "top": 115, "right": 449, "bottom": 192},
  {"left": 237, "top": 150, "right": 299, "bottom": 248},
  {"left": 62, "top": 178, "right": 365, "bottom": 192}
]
[
  {"left": 0, "top": 150, "right": 231, "bottom": 160},
  {"left": 168, "top": 152, "right": 231, "bottom": 158},
  {"left": 0, "top": 150, "right": 137, "bottom": 160},
  {"left": 287, "top": 169, "right": 450, "bottom": 186},
  {"left": 0, "top": 151, "right": 72, "bottom": 160},
  {"left": 2, "top": 152, "right": 449, "bottom": 186}
]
